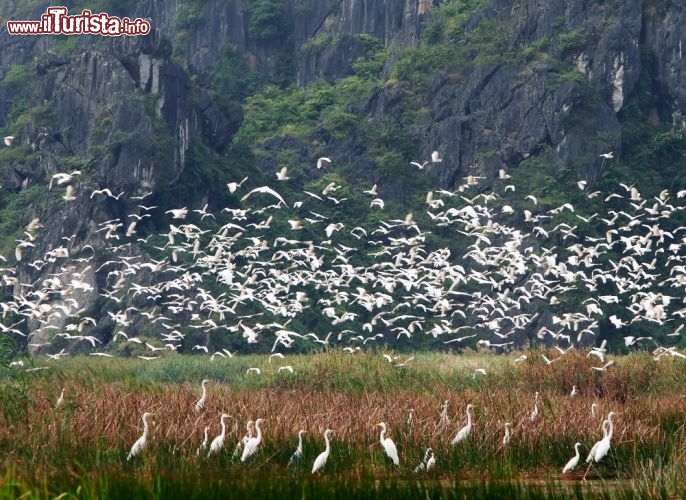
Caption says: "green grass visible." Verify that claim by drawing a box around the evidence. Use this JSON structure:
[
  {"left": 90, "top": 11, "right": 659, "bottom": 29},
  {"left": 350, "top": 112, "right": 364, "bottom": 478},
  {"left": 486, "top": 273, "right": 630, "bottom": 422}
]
[{"left": 1, "top": 470, "right": 642, "bottom": 500}]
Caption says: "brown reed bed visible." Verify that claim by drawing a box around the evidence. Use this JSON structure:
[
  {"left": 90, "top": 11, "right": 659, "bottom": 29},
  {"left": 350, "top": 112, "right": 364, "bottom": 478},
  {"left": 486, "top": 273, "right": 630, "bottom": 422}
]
[{"left": 0, "top": 349, "right": 685, "bottom": 498}]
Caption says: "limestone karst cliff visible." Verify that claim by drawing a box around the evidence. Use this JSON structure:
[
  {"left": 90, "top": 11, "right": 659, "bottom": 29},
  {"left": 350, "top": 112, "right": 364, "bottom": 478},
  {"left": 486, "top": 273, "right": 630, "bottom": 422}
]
[{"left": 0, "top": 0, "right": 685, "bottom": 353}]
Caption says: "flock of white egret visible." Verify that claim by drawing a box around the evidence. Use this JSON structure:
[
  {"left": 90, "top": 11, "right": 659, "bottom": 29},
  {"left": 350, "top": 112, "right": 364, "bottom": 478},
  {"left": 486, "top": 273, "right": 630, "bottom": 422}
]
[
  {"left": 2, "top": 150, "right": 685, "bottom": 368},
  {"left": 121, "top": 379, "right": 616, "bottom": 479}
]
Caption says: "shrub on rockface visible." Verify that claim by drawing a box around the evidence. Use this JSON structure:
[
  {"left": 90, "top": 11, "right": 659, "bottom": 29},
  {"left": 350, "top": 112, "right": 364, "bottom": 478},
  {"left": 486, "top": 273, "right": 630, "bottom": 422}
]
[{"left": 249, "top": 0, "right": 288, "bottom": 40}]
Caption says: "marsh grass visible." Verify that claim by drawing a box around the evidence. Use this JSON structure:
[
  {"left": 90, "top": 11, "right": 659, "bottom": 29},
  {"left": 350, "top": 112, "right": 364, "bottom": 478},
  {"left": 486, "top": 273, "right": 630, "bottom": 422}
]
[{"left": 1, "top": 350, "right": 685, "bottom": 498}]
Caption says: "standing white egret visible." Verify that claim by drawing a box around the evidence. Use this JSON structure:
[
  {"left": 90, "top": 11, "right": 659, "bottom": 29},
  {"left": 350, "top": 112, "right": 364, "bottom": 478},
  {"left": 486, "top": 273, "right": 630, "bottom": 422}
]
[
  {"left": 56, "top": 388, "right": 65, "bottom": 408},
  {"left": 241, "top": 418, "right": 265, "bottom": 461},
  {"left": 312, "top": 429, "right": 333, "bottom": 473},
  {"left": 405, "top": 407, "right": 414, "bottom": 439},
  {"left": 591, "top": 402, "right": 599, "bottom": 419},
  {"left": 208, "top": 413, "right": 231, "bottom": 456},
  {"left": 562, "top": 442, "right": 582, "bottom": 473},
  {"left": 233, "top": 420, "right": 254, "bottom": 458},
  {"left": 585, "top": 419, "right": 610, "bottom": 464},
  {"left": 570, "top": 385, "right": 579, "bottom": 397},
  {"left": 195, "top": 379, "right": 210, "bottom": 413},
  {"left": 414, "top": 447, "right": 435, "bottom": 473},
  {"left": 583, "top": 412, "right": 616, "bottom": 480},
  {"left": 197, "top": 425, "right": 210, "bottom": 456},
  {"left": 439, "top": 400, "right": 449, "bottom": 427},
  {"left": 127, "top": 411, "right": 153, "bottom": 460},
  {"left": 406, "top": 408, "right": 414, "bottom": 432},
  {"left": 592, "top": 412, "right": 616, "bottom": 462},
  {"left": 377, "top": 422, "right": 400, "bottom": 465},
  {"left": 451, "top": 404, "right": 475, "bottom": 445},
  {"left": 425, "top": 448, "right": 436, "bottom": 471},
  {"left": 530, "top": 392, "right": 540, "bottom": 421},
  {"left": 502, "top": 422, "right": 512, "bottom": 447},
  {"left": 288, "top": 430, "right": 306, "bottom": 467}
]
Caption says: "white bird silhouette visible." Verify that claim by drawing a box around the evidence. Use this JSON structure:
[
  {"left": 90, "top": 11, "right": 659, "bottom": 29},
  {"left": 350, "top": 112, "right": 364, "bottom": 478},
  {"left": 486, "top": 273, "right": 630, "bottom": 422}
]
[
  {"left": 63, "top": 185, "right": 76, "bottom": 201},
  {"left": 451, "top": 404, "right": 475, "bottom": 445},
  {"left": 363, "top": 184, "right": 378, "bottom": 196},
  {"left": 49, "top": 171, "right": 80, "bottom": 190},
  {"left": 530, "top": 392, "right": 540, "bottom": 421},
  {"left": 288, "top": 429, "right": 306, "bottom": 467},
  {"left": 316, "top": 157, "right": 332, "bottom": 169},
  {"left": 195, "top": 379, "right": 210, "bottom": 413},
  {"left": 241, "top": 418, "right": 265, "bottom": 461},
  {"left": 377, "top": 422, "right": 399, "bottom": 465},
  {"left": 197, "top": 425, "right": 210, "bottom": 456},
  {"left": 502, "top": 422, "right": 512, "bottom": 447},
  {"left": 562, "top": 442, "right": 582, "bottom": 474},
  {"left": 165, "top": 207, "right": 188, "bottom": 219},
  {"left": 241, "top": 186, "right": 288, "bottom": 208},
  {"left": 208, "top": 413, "right": 231, "bottom": 456},
  {"left": 227, "top": 176, "right": 248, "bottom": 193},
  {"left": 90, "top": 188, "right": 125, "bottom": 200},
  {"left": 127, "top": 412, "right": 153, "bottom": 460},
  {"left": 312, "top": 429, "right": 333, "bottom": 473}
]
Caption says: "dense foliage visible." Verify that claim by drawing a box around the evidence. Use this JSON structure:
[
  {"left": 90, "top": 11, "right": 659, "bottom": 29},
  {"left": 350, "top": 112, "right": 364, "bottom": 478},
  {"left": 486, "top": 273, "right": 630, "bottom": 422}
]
[{"left": 249, "top": 0, "right": 288, "bottom": 40}]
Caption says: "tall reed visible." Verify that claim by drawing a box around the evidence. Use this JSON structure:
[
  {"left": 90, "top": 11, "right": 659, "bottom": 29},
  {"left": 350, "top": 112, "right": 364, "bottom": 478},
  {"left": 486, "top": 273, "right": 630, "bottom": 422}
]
[{"left": 0, "top": 350, "right": 684, "bottom": 497}]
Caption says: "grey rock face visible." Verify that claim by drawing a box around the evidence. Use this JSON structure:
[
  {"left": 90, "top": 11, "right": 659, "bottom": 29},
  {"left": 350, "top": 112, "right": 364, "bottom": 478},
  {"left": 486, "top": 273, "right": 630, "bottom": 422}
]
[
  {"left": 360, "top": 0, "right": 644, "bottom": 188},
  {"left": 644, "top": 3, "right": 686, "bottom": 127},
  {"left": 1, "top": 0, "right": 686, "bottom": 350}
]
